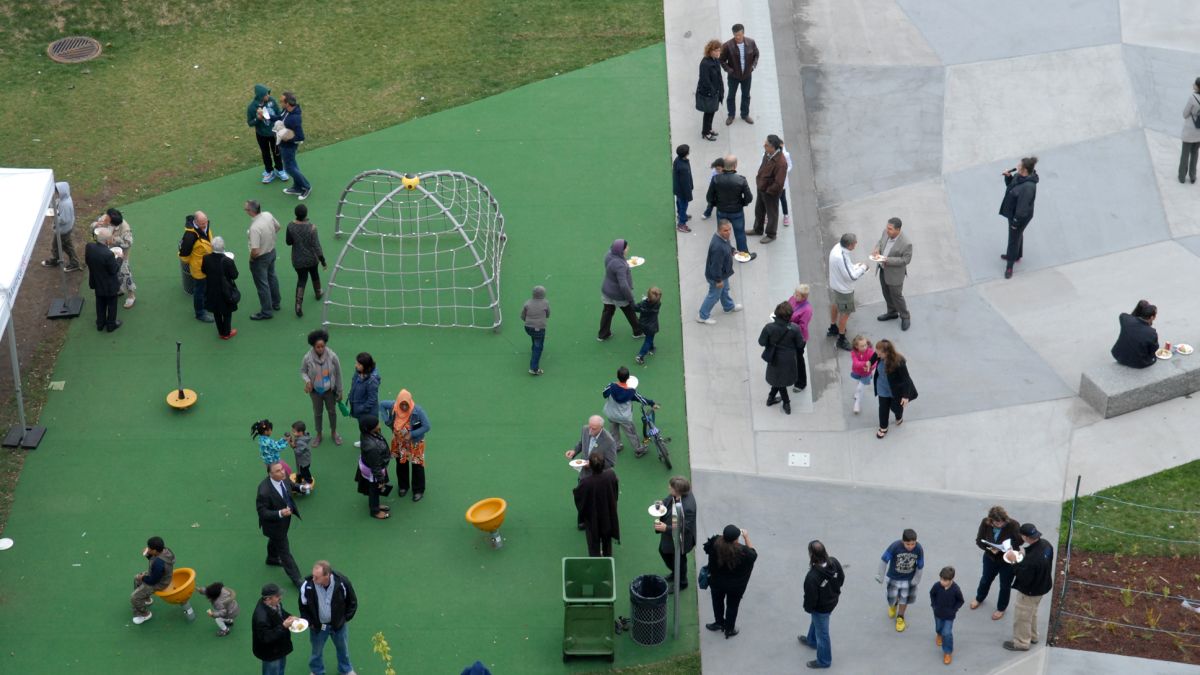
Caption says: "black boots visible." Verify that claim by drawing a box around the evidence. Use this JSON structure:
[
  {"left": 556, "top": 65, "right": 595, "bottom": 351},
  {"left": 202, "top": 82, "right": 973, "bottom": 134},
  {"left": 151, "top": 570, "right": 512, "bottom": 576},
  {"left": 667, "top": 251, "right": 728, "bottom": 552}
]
[{"left": 295, "top": 288, "right": 305, "bottom": 317}]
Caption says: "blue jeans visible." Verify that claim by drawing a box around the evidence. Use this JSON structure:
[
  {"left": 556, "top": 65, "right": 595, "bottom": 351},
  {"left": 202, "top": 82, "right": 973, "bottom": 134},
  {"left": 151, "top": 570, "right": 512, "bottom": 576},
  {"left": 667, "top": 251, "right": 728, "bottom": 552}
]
[
  {"left": 806, "top": 611, "right": 832, "bottom": 667},
  {"left": 976, "top": 552, "right": 1015, "bottom": 611},
  {"left": 279, "top": 143, "right": 311, "bottom": 191},
  {"left": 309, "top": 623, "right": 353, "bottom": 674},
  {"left": 250, "top": 249, "right": 282, "bottom": 315},
  {"left": 525, "top": 326, "right": 545, "bottom": 370},
  {"left": 637, "top": 332, "right": 656, "bottom": 358},
  {"left": 698, "top": 279, "right": 735, "bottom": 320},
  {"left": 935, "top": 617, "right": 954, "bottom": 654},
  {"left": 261, "top": 656, "right": 286, "bottom": 675},
  {"left": 675, "top": 196, "right": 690, "bottom": 225},
  {"left": 192, "top": 277, "right": 208, "bottom": 317},
  {"left": 716, "top": 209, "right": 748, "bottom": 253}
]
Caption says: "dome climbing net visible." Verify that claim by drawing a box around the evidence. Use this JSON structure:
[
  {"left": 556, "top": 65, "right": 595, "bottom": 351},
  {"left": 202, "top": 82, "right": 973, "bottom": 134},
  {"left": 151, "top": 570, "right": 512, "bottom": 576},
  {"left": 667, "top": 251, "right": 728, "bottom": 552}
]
[{"left": 325, "top": 170, "right": 507, "bottom": 329}]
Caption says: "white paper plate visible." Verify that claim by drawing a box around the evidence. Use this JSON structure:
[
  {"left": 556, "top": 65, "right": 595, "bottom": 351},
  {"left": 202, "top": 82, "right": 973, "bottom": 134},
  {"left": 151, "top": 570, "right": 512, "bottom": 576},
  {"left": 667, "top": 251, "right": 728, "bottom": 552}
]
[
  {"left": 1177, "top": 344, "right": 1193, "bottom": 355},
  {"left": 869, "top": 254, "right": 885, "bottom": 262},
  {"left": 224, "top": 251, "right": 235, "bottom": 259},
  {"left": 110, "top": 247, "right": 123, "bottom": 257},
  {"left": 569, "top": 458, "right": 587, "bottom": 471},
  {"left": 648, "top": 504, "right": 667, "bottom": 518},
  {"left": 288, "top": 618, "right": 309, "bottom": 633},
  {"left": 1157, "top": 349, "right": 1172, "bottom": 360},
  {"left": 626, "top": 375, "right": 639, "bottom": 389},
  {"left": 0, "top": 538, "right": 13, "bottom": 551},
  {"left": 733, "top": 251, "right": 753, "bottom": 263},
  {"left": 627, "top": 256, "right": 645, "bottom": 268}
]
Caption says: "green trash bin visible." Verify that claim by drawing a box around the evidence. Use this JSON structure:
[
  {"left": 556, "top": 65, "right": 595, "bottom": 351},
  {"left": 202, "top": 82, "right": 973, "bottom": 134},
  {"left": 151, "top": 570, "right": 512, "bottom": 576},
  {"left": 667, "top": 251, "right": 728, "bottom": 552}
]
[{"left": 562, "top": 557, "right": 615, "bottom": 662}]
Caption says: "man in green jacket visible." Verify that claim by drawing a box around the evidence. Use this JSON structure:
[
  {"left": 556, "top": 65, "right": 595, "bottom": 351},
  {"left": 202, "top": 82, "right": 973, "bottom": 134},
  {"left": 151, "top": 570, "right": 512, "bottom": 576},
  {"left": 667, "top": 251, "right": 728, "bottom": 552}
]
[{"left": 247, "top": 84, "right": 289, "bottom": 184}]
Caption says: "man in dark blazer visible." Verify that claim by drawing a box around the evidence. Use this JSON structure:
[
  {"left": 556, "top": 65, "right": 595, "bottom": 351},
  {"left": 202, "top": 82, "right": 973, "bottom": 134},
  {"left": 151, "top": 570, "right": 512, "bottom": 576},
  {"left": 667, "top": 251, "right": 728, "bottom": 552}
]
[
  {"left": 654, "top": 476, "right": 698, "bottom": 592},
  {"left": 719, "top": 23, "right": 759, "bottom": 126},
  {"left": 872, "top": 217, "right": 914, "bottom": 331},
  {"left": 257, "top": 462, "right": 303, "bottom": 588},
  {"left": 252, "top": 583, "right": 296, "bottom": 674},
  {"left": 85, "top": 227, "right": 122, "bottom": 332}
]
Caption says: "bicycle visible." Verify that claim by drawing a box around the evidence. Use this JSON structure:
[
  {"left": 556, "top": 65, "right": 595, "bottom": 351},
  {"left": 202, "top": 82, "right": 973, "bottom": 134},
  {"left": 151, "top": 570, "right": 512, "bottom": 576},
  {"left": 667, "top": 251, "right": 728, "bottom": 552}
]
[{"left": 638, "top": 401, "right": 672, "bottom": 470}]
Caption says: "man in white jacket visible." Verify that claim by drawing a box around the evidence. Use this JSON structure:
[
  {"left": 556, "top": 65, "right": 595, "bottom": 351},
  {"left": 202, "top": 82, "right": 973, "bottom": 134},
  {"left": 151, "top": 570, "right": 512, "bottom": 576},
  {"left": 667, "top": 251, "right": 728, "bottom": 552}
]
[{"left": 826, "top": 233, "right": 867, "bottom": 351}]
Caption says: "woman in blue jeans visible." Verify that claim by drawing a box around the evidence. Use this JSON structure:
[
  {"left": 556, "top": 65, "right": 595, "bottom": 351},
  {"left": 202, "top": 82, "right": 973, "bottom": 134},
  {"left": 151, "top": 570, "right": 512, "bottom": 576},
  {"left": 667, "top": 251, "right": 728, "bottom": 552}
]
[
  {"left": 971, "top": 505, "right": 1022, "bottom": 620},
  {"left": 279, "top": 91, "right": 312, "bottom": 200}
]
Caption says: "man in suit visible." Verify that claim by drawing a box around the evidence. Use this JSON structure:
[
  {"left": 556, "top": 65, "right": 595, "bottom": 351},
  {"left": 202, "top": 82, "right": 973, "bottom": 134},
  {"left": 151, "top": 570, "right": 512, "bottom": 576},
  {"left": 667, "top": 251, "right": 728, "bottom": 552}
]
[
  {"left": 86, "top": 227, "right": 122, "bottom": 332},
  {"left": 872, "top": 217, "right": 914, "bottom": 331},
  {"left": 719, "top": 23, "right": 759, "bottom": 126},
  {"left": 565, "top": 416, "right": 618, "bottom": 530},
  {"left": 256, "top": 462, "right": 303, "bottom": 588},
  {"left": 654, "top": 476, "right": 697, "bottom": 593}
]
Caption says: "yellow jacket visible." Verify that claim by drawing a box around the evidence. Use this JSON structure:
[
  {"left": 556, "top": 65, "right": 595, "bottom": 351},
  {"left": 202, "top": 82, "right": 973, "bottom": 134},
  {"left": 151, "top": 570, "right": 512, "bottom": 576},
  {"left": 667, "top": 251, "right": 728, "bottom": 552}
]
[{"left": 179, "top": 222, "right": 213, "bottom": 279}]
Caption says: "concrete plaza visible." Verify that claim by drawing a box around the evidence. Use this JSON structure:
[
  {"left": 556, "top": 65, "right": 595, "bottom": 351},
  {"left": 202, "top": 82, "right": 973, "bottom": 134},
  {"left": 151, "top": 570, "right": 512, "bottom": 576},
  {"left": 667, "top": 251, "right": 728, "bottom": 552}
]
[{"left": 664, "top": 1, "right": 1200, "bottom": 673}]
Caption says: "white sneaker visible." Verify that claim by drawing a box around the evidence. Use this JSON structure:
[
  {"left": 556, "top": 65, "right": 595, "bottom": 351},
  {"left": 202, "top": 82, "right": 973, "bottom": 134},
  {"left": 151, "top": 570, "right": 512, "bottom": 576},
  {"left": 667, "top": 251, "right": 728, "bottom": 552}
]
[
  {"left": 728, "top": 304, "right": 743, "bottom": 313},
  {"left": 697, "top": 316, "right": 716, "bottom": 325},
  {"left": 132, "top": 612, "right": 153, "bottom": 625},
  {"left": 853, "top": 393, "right": 861, "bottom": 414},
  {"left": 124, "top": 296, "right": 136, "bottom": 309},
  {"left": 783, "top": 215, "right": 791, "bottom": 226}
]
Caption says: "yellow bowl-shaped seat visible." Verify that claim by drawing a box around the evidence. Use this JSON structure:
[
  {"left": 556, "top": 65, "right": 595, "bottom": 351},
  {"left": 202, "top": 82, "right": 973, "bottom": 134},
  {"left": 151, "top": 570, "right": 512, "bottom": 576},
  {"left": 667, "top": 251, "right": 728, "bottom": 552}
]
[
  {"left": 154, "top": 567, "right": 196, "bottom": 605},
  {"left": 465, "top": 498, "right": 507, "bottom": 533}
]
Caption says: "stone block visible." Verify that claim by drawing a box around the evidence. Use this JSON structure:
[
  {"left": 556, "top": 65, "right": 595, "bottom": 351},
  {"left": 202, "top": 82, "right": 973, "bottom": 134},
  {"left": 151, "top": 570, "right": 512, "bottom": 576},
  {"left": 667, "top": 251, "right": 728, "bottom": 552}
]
[{"left": 1079, "top": 357, "right": 1200, "bottom": 418}]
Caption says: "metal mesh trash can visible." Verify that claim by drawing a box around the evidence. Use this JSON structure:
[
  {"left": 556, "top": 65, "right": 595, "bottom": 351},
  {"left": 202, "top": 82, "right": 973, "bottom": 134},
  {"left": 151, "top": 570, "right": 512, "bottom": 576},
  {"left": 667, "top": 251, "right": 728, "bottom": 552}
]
[{"left": 629, "top": 574, "right": 668, "bottom": 646}]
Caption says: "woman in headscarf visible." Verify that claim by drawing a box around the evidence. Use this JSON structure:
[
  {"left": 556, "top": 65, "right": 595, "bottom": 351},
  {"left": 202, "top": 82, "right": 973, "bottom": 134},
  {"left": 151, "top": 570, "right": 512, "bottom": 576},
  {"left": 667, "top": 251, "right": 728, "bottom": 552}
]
[
  {"left": 572, "top": 452, "right": 620, "bottom": 557},
  {"left": 598, "top": 239, "right": 643, "bottom": 341},
  {"left": 357, "top": 414, "right": 391, "bottom": 520},
  {"left": 389, "top": 389, "right": 431, "bottom": 502}
]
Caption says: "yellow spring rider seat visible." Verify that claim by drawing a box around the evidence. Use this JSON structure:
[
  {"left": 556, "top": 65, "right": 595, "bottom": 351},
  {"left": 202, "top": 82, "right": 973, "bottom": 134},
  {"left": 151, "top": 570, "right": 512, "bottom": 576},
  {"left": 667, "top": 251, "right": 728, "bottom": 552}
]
[{"left": 465, "top": 498, "right": 507, "bottom": 549}]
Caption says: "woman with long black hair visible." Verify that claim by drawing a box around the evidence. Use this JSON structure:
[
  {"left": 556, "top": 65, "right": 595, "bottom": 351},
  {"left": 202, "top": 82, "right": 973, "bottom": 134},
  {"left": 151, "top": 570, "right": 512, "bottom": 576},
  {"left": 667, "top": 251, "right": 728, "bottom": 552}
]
[
  {"left": 703, "top": 524, "right": 757, "bottom": 639},
  {"left": 871, "top": 339, "right": 918, "bottom": 439}
]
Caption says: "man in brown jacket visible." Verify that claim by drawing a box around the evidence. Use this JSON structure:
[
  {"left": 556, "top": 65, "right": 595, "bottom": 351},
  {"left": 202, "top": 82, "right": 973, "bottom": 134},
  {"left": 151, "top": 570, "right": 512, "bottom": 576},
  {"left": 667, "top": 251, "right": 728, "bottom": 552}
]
[
  {"left": 719, "top": 23, "right": 759, "bottom": 125},
  {"left": 753, "top": 135, "right": 788, "bottom": 243}
]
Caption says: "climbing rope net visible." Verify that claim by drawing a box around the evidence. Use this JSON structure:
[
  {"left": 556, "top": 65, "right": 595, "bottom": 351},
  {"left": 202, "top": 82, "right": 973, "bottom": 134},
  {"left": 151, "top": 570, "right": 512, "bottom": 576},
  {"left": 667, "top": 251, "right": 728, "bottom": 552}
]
[{"left": 324, "top": 170, "right": 506, "bottom": 329}]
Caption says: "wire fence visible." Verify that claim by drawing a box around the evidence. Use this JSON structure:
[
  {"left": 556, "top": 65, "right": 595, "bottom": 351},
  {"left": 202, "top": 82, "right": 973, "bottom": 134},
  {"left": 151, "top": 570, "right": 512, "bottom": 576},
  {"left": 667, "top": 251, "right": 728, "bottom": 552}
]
[{"left": 1049, "top": 476, "right": 1200, "bottom": 657}]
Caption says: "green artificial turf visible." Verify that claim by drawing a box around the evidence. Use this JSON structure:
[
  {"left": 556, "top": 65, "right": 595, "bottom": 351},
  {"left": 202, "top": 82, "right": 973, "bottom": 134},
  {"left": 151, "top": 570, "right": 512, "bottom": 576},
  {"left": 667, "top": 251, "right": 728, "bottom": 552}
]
[{"left": 0, "top": 45, "right": 698, "bottom": 674}]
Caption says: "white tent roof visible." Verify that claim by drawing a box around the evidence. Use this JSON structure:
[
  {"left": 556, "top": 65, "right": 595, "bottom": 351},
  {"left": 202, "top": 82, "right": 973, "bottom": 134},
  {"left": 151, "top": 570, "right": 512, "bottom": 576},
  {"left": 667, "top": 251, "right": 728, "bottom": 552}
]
[{"left": 0, "top": 168, "right": 55, "bottom": 327}]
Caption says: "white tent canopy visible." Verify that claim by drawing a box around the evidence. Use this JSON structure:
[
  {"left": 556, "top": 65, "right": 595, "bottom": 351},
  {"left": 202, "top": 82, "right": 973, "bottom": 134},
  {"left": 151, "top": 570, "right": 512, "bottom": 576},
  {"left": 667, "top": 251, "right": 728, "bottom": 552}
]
[{"left": 0, "top": 167, "right": 55, "bottom": 448}]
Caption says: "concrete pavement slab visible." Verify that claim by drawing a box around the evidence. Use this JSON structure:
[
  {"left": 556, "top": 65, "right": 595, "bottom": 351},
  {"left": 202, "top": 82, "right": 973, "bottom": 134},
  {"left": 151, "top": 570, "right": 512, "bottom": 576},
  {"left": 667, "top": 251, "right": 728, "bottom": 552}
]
[
  {"left": 1067, "top": 394, "right": 1200, "bottom": 497},
  {"left": 1120, "top": 0, "right": 1200, "bottom": 54},
  {"left": 945, "top": 129, "right": 1170, "bottom": 283},
  {"left": 796, "top": 0, "right": 941, "bottom": 66},
  {"left": 825, "top": 178, "right": 971, "bottom": 309},
  {"left": 1045, "top": 645, "right": 1200, "bottom": 674},
  {"left": 692, "top": 471, "right": 1060, "bottom": 675},
  {"left": 895, "top": 0, "right": 1120, "bottom": 66},
  {"left": 848, "top": 287, "right": 1073, "bottom": 421},
  {"left": 1176, "top": 234, "right": 1200, "bottom": 259},
  {"left": 1123, "top": 44, "right": 1200, "bottom": 137},
  {"left": 942, "top": 45, "right": 1138, "bottom": 173},
  {"left": 1144, "top": 129, "right": 1200, "bottom": 237},
  {"left": 801, "top": 64, "right": 944, "bottom": 207},
  {"left": 977, "top": 240, "right": 1200, "bottom": 391}
]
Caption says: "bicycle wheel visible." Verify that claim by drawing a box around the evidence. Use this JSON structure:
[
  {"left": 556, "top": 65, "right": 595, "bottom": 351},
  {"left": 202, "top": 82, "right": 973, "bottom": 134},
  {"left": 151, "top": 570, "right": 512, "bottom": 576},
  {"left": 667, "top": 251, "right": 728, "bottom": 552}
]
[{"left": 655, "top": 436, "right": 672, "bottom": 470}]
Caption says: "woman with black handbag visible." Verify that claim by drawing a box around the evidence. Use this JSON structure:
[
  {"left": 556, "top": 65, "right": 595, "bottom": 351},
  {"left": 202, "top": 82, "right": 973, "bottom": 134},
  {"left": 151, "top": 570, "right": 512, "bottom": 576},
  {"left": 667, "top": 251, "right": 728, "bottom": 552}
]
[
  {"left": 201, "top": 236, "right": 241, "bottom": 340},
  {"left": 758, "top": 301, "right": 804, "bottom": 414},
  {"left": 696, "top": 40, "right": 724, "bottom": 142},
  {"left": 703, "top": 524, "right": 757, "bottom": 639}
]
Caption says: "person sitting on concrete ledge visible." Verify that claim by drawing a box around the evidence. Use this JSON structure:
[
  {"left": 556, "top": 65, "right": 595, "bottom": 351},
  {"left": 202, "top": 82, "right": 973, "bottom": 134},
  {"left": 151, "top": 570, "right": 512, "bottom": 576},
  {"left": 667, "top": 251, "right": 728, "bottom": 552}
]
[{"left": 1110, "top": 300, "right": 1159, "bottom": 369}]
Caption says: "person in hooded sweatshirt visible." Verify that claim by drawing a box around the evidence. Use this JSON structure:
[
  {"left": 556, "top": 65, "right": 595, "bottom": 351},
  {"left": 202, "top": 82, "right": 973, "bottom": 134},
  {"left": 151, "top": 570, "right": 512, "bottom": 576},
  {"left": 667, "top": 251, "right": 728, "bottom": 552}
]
[
  {"left": 279, "top": 91, "right": 312, "bottom": 200},
  {"left": 1111, "top": 299, "right": 1159, "bottom": 369},
  {"left": 42, "top": 181, "right": 82, "bottom": 271},
  {"left": 598, "top": 239, "right": 643, "bottom": 341},
  {"left": 521, "top": 285, "right": 550, "bottom": 375},
  {"left": 799, "top": 540, "right": 844, "bottom": 669},
  {"left": 999, "top": 156, "right": 1039, "bottom": 279},
  {"left": 247, "top": 84, "right": 288, "bottom": 184}
]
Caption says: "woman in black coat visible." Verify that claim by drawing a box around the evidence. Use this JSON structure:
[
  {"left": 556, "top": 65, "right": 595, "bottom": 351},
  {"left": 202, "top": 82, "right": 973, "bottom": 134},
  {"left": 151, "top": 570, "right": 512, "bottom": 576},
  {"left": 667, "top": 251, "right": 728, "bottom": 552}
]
[
  {"left": 758, "top": 301, "right": 805, "bottom": 414},
  {"left": 1111, "top": 299, "right": 1159, "bottom": 369},
  {"left": 871, "top": 339, "right": 917, "bottom": 439},
  {"left": 703, "top": 524, "right": 757, "bottom": 639},
  {"left": 572, "top": 452, "right": 620, "bottom": 557},
  {"left": 696, "top": 39, "right": 724, "bottom": 142},
  {"left": 357, "top": 415, "right": 392, "bottom": 520},
  {"left": 999, "top": 156, "right": 1039, "bottom": 279},
  {"left": 200, "top": 237, "right": 240, "bottom": 340}
]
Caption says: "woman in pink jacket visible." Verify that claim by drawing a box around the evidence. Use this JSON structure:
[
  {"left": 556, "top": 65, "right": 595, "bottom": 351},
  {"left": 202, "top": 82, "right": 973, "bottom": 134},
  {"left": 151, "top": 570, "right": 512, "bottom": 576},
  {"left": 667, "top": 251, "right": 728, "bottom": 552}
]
[{"left": 788, "top": 284, "right": 813, "bottom": 392}]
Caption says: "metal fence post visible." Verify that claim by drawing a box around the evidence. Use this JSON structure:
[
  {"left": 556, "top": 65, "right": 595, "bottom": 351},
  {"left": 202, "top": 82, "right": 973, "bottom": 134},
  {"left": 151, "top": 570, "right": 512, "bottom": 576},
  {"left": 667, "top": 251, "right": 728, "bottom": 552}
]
[{"left": 1050, "top": 474, "right": 1082, "bottom": 645}]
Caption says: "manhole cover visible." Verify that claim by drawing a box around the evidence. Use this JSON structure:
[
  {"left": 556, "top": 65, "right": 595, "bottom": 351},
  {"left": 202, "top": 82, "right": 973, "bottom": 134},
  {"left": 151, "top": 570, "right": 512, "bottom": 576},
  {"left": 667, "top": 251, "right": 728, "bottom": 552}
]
[{"left": 47, "top": 36, "right": 102, "bottom": 64}]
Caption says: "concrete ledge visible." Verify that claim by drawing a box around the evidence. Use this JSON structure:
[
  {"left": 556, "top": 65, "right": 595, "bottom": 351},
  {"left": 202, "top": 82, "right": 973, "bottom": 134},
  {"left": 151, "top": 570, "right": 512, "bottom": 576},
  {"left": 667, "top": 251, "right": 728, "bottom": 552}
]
[{"left": 1079, "top": 357, "right": 1200, "bottom": 418}]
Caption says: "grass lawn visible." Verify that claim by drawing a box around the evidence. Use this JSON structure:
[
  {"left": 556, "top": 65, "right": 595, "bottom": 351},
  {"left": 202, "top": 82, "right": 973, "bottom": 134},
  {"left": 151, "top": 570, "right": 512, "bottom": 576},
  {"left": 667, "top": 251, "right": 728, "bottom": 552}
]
[
  {"left": 0, "top": 0, "right": 663, "bottom": 215},
  {"left": 1059, "top": 460, "right": 1200, "bottom": 556}
]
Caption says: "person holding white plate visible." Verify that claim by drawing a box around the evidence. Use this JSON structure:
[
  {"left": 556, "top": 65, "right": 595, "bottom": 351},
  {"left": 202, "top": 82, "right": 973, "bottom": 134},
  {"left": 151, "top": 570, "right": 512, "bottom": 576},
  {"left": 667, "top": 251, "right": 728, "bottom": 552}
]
[
  {"left": 872, "top": 217, "right": 913, "bottom": 332},
  {"left": 1002, "top": 523, "right": 1055, "bottom": 652},
  {"left": 252, "top": 583, "right": 296, "bottom": 675}
]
